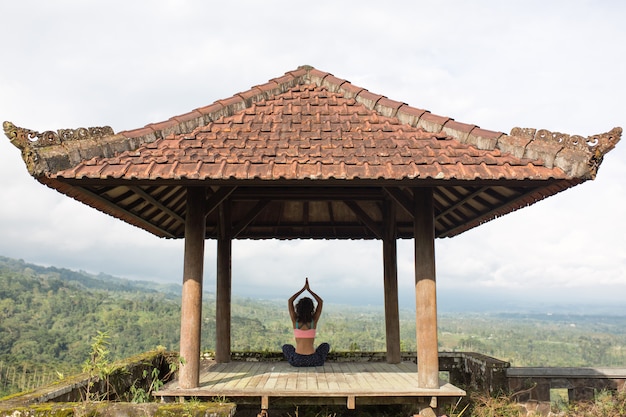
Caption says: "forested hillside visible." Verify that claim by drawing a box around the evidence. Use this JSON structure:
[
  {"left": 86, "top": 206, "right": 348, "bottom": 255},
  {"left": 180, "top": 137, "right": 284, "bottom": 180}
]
[
  {"left": 1, "top": 255, "right": 626, "bottom": 398},
  {"left": 0, "top": 256, "right": 183, "bottom": 396}
]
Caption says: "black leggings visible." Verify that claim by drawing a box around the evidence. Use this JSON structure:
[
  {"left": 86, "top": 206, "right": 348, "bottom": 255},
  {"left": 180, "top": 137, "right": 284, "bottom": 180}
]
[{"left": 282, "top": 343, "right": 330, "bottom": 367}]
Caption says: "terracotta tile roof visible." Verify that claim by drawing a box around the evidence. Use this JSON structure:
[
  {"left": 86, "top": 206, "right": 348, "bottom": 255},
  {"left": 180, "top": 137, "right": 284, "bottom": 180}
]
[
  {"left": 3, "top": 65, "right": 622, "bottom": 239},
  {"left": 4, "top": 65, "right": 621, "bottom": 183},
  {"left": 62, "top": 82, "right": 563, "bottom": 183}
]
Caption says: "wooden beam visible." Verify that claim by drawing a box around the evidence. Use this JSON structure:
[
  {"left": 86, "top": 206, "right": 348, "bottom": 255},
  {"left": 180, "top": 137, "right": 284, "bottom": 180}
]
[
  {"left": 205, "top": 186, "right": 236, "bottom": 218},
  {"left": 129, "top": 185, "right": 185, "bottom": 225},
  {"left": 437, "top": 186, "right": 488, "bottom": 220},
  {"left": 231, "top": 187, "right": 386, "bottom": 201},
  {"left": 383, "top": 187, "right": 414, "bottom": 219},
  {"left": 383, "top": 198, "right": 401, "bottom": 364},
  {"left": 344, "top": 201, "right": 383, "bottom": 239},
  {"left": 326, "top": 201, "right": 336, "bottom": 236},
  {"left": 179, "top": 187, "right": 206, "bottom": 389},
  {"left": 231, "top": 199, "right": 271, "bottom": 238},
  {"left": 215, "top": 199, "right": 232, "bottom": 363},
  {"left": 73, "top": 186, "right": 176, "bottom": 238},
  {"left": 413, "top": 188, "right": 439, "bottom": 389},
  {"left": 441, "top": 187, "right": 551, "bottom": 237},
  {"left": 347, "top": 395, "right": 356, "bottom": 410}
]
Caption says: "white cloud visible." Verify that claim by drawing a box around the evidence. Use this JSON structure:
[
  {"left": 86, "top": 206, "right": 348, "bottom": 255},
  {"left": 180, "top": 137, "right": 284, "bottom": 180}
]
[{"left": 0, "top": 0, "right": 624, "bottom": 309}]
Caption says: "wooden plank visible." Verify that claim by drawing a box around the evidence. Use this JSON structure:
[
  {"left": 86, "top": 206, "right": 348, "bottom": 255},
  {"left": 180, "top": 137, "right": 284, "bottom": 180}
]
[
  {"left": 296, "top": 367, "right": 308, "bottom": 390},
  {"left": 359, "top": 363, "right": 405, "bottom": 395},
  {"left": 261, "top": 363, "right": 282, "bottom": 391},
  {"left": 285, "top": 365, "right": 298, "bottom": 392},
  {"left": 392, "top": 363, "right": 423, "bottom": 391},
  {"left": 306, "top": 368, "right": 318, "bottom": 392},
  {"left": 156, "top": 361, "right": 466, "bottom": 402},
  {"left": 366, "top": 362, "right": 398, "bottom": 392},
  {"left": 346, "top": 363, "right": 374, "bottom": 392},
  {"left": 324, "top": 364, "right": 340, "bottom": 391},
  {"left": 231, "top": 362, "right": 260, "bottom": 390},
  {"left": 315, "top": 366, "right": 330, "bottom": 392},
  {"left": 247, "top": 362, "right": 271, "bottom": 390},
  {"left": 328, "top": 362, "right": 348, "bottom": 393},
  {"left": 199, "top": 362, "right": 228, "bottom": 386},
  {"left": 273, "top": 364, "right": 290, "bottom": 391},
  {"left": 340, "top": 363, "right": 360, "bottom": 392},
  {"left": 217, "top": 362, "right": 245, "bottom": 390}
]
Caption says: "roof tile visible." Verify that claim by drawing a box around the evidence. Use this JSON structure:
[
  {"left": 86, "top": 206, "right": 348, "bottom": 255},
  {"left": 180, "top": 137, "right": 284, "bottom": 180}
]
[
  {"left": 172, "top": 110, "right": 204, "bottom": 123},
  {"left": 497, "top": 134, "right": 532, "bottom": 159},
  {"left": 119, "top": 126, "right": 156, "bottom": 139},
  {"left": 319, "top": 74, "right": 348, "bottom": 93},
  {"left": 524, "top": 139, "right": 563, "bottom": 169},
  {"left": 466, "top": 127, "right": 503, "bottom": 148},
  {"left": 336, "top": 82, "right": 363, "bottom": 99},
  {"left": 375, "top": 97, "right": 405, "bottom": 118},
  {"left": 355, "top": 90, "right": 383, "bottom": 109},
  {"left": 442, "top": 120, "right": 477, "bottom": 142},
  {"left": 417, "top": 112, "right": 450, "bottom": 133},
  {"left": 396, "top": 104, "right": 427, "bottom": 127},
  {"left": 195, "top": 102, "right": 224, "bottom": 116}
]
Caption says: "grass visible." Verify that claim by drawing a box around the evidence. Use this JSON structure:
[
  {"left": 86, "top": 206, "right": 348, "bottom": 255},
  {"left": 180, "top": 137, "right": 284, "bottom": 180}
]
[
  {"left": 436, "top": 387, "right": 626, "bottom": 417},
  {"left": 561, "top": 388, "right": 626, "bottom": 416}
]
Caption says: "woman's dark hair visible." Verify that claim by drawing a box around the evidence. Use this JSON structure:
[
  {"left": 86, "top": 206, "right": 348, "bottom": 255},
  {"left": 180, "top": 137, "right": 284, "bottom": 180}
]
[{"left": 295, "top": 297, "right": 315, "bottom": 324}]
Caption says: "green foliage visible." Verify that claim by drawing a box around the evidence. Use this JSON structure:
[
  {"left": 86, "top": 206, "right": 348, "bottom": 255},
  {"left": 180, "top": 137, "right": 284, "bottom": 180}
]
[
  {"left": 466, "top": 392, "right": 526, "bottom": 417},
  {"left": 129, "top": 353, "right": 182, "bottom": 403},
  {"left": 0, "top": 256, "right": 182, "bottom": 397},
  {"left": 82, "top": 331, "right": 114, "bottom": 401},
  {"left": 441, "top": 388, "right": 626, "bottom": 417},
  {"left": 437, "top": 312, "right": 626, "bottom": 367},
  {"left": 564, "top": 388, "right": 626, "bottom": 416},
  {"left": 129, "top": 367, "right": 161, "bottom": 403}
]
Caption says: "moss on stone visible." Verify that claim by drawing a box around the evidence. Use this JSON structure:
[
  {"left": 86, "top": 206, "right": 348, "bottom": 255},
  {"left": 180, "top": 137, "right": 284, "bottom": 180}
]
[{"left": 0, "top": 402, "right": 235, "bottom": 417}]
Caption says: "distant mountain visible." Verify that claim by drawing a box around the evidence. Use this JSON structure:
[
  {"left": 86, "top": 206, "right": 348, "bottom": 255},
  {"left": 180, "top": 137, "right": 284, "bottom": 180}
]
[{"left": 0, "top": 255, "right": 183, "bottom": 299}]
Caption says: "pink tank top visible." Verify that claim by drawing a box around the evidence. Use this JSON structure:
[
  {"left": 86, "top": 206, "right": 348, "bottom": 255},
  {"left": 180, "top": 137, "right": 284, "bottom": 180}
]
[
  {"left": 294, "top": 321, "right": 316, "bottom": 338},
  {"left": 293, "top": 328, "right": 316, "bottom": 338}
]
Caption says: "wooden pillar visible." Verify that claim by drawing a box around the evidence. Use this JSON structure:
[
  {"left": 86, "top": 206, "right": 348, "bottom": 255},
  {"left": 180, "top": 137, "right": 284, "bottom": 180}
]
[
  {"left": 215, "top": 200, "right": 232, "bottom": 363},
  {"left": 413, "top": 188, "right": 439, "bottom": 388},
  {"left": 179, "top": 187, "right": 206, "bottom": 389},
  {"left": 383, "top": 198, "right": 401, "bottom": 363}
]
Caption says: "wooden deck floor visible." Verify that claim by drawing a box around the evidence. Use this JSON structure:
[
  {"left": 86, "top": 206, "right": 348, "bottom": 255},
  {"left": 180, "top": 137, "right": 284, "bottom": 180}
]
[{"left": 156, "top": 361, "right": 465, "bottom": 409}]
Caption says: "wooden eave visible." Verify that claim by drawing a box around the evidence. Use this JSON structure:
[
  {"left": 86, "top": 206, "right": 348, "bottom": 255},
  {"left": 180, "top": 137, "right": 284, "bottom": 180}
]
[
  {"left": 4, "top": 65, "right": 621, "bottom": 240},
  {"left": 36, "top": 176, "right": 581, "bottom": 239}
]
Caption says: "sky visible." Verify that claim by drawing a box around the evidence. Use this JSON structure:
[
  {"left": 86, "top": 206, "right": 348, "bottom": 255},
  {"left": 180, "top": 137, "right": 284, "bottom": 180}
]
[{"left": 1, "top": 0, "right": 624, "bottom": 312}]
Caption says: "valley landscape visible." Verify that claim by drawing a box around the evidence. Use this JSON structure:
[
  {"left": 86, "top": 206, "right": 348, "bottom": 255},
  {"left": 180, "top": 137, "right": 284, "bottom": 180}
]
[{"left": 1, "top": 255, "right": 625, "bottom": 400}]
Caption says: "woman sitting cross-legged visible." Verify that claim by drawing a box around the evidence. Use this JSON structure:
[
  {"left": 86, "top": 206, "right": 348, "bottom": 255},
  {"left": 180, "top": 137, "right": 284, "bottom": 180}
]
[{"left": 282, "top": 278, "right": 330, "bottom": 367}]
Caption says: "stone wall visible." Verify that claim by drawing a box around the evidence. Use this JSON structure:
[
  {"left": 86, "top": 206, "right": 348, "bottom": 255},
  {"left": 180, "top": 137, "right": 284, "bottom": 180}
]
[{"left": 507, "top": 366, "right": 626, "bottom": 402}]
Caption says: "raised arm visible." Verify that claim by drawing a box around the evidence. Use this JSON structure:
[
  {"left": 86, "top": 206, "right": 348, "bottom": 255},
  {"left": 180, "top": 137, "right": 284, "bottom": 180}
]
[
  {"left": 307, "top": 281, "right": 324, "bottom": 324},
  {"left": 287, "top": 281, "right": 307, "bottom": 326}
]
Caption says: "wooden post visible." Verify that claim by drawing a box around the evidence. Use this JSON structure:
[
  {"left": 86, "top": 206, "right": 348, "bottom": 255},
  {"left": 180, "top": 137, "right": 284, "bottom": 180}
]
[
  {"left": 383, "top": 198, "right": 401, "bottom": 363},
  {"left": 413, "top": 188, "right": 439, "bottom": 388},
  {"left": 215, "top": 199, "right": 232, "bottom": 363},
  {"left": 179, "top": 187, "right": 206, "bottom": 389}
]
